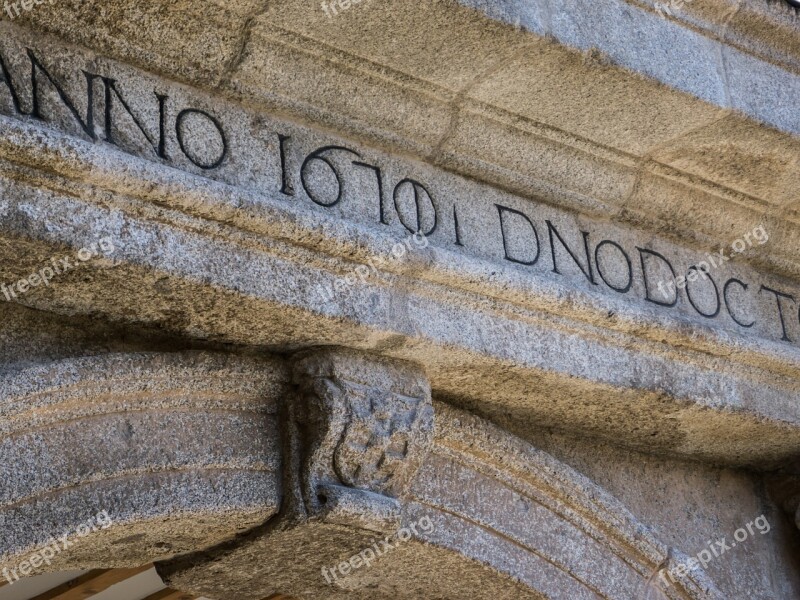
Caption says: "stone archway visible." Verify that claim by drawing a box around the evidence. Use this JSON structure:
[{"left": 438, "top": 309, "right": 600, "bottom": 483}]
[{"left": 0, "top": 349, "right": 722, "bottom": 599}]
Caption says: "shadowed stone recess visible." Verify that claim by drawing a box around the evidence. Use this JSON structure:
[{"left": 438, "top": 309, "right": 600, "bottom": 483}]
[{"left": 768, "top": 468, "right": 800, "bottom": 531}]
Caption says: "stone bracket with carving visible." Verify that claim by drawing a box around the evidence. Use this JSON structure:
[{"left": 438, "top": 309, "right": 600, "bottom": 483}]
[{"left": 290, "top": 348, "right": 434, "bottom": 534}]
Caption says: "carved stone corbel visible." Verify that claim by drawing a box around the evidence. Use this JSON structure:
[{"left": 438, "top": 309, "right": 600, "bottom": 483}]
[
  {"left": 291, "top": 347, "right": 434, "bottom": 534},
  {"left": 157, "top": 349, "right": 727, "bottom": 600},
  {"left": 157, "top": 348, "right": 439, "bottom": 599}
]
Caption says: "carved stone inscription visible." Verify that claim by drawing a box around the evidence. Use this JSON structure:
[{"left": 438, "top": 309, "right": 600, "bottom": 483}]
[{"left": 0, "top": 26, "right": 798, "bottom": 345}]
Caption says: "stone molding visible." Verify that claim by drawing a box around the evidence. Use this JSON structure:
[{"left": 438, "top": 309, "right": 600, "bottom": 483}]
[
  {"left": 0, "top": 4, "right": 794, "bottom": 597},
  {"left": 628, "top": 0, "right": 800, "bottom": 74},
  {"left": 8, "top": 1, "right": 800, "bottom": 284},
  {"left": 0, "top": 347, "right": 725, "bottom": 598},
  {"left": 156, "top": 349, "right": 722, "bottom": 600},
  {"left": 0, "top": 20, "right": 795, "bottom": 464},
  {"left": 0, "top": 351, "right": 287, "bottom": 575},
  {"left": 0, "top": 107, "right": 797, "bottom": 465}
]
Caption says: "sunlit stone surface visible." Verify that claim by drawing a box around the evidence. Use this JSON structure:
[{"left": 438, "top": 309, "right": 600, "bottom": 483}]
[{"left": 0, "top": 1, "right": 799, "bottom": 598}]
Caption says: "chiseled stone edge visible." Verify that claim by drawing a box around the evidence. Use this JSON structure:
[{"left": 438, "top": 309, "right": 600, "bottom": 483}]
[
  {"left": 0, "top": 351, "right": 287, "bottom": 421},
  {"left": 233, "top": 18, "right": 800, "bottom": 285},
  {"left": 0, "top": 20, "right": 793, "bottom": 368},
  {"left": 627, "top": 0, "right": 800, "bottom": 73},
  {"left": 0, "top": 471, "right": 280, "bottom": 575},
  {"left": 2, "top": 15, "right": 800, "bottom": 286},
  {"left": 426, "top": 402, "right": 723, "bottom": 600},
  {"left": 0, "top": 351, "right": 288, "bottom": 573},
  {"left": 0, "top": 116, "right": 798, "bottom": 465},
  {"left": 454, "top": 0, "right": 800, "bottom": 134},
  {"left": 0, "top": 114, "right": 797, "bottom": 381}
]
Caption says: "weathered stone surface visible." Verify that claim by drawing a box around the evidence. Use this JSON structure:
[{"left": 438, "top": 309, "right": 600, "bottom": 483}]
[
  {"left": 0, "top": 1, "right": 797, "bottom": 598},
  {"left": 768, "top": 468, "right": 800, "bottom": 532},
  {"left": 1, "top": 0, "right": 799, "bottom": 283},
  {"left": 0, "top": 343, "right": 794, "bottom": 597},
  {"left": 526, "top": 428, "right": 800, "bottom": 599},
  {"left": 0, "top": 351, "right": 287, "bottom": 575},
  {"left": 0, "top": 22, "right": 795, "bottom": 466},
  {"left": 293, "top": 348, "right": 434, "bottom": 509},
  {"left": 157, "top": 362, "right": 730, "bottom": 599}
]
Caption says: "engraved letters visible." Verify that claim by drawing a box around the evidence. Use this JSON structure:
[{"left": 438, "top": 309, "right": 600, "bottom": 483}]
[
  {"left": 0, "top": 48, "right": 227, "bottom": 168},
  {"left": 0, "top": 44, "right": 796, "bottom": 345}
]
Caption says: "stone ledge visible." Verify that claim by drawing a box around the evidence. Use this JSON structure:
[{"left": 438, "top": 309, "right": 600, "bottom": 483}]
[
  {"left": 7, "top": 2, "right": 800, "bottom": 283},
  {"left": 0, "top": 13, "right": 796, "bottom": 466},
  {"left": 0, "top": 117, "right": 797, "bottom": 465}
]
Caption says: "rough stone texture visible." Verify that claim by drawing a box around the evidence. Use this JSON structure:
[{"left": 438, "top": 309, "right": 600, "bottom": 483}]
[
  {"left": 0, "top": 318, "right": 796, "bottom": 598},
  {"left": 158, "top": 374, "right": 731, "bottom": 599},
  {"left": 0, "top": 1, "right": 797, "bottom": 598},
  {"left": 767, "top": 468, "right": 800, "bottom": 532},
  {"left": 0, "top": 351, "right": 288, "bottom": 574},
  {"left": 0, "top": 301, "right": 260, "bottom": 377},
  {"left": 0, "top": 23, "right": 795, "bottom": 465},
  {"left": 162, "top": 522, "right": 548, "bottom": 600},
  {"left": 293, "top": 348, "right": 434, "bottom": 511},
  {"left": 524, "top": 427, "right": 800, "bottom": 599},
  {"left": 0, "top": 1, "right": 799, "bottom": 283}
]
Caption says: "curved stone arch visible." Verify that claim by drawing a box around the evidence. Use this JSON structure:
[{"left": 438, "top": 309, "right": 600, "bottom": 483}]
[
  {"left": 0, "top": 352, "right": 287, "bottom": 576},
  {"left": 408, "top": 403, "right": 723, "bottom": 600},
  {"left": 0, "top": 349, "right": 723, "bottom": 599},
  {"left": 160, "top": 348, "right": 723, "bottom": 600}
]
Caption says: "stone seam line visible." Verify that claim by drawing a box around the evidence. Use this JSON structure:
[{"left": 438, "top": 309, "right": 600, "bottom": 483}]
[{"left": 216, "top": 0, "right": 273, "bottom": 91}]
